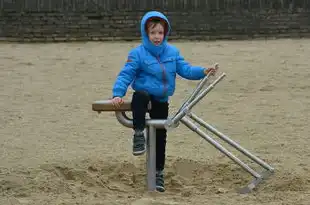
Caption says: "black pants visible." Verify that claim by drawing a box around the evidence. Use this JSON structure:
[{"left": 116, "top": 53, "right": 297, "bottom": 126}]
[{"left": 131, "top": 91, "right": 169, "bottom": 171}]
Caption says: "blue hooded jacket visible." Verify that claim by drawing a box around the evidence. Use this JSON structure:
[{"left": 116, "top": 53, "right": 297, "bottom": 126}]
[{"left": 112, "top": 11, "right": 207, "bottom": 102}]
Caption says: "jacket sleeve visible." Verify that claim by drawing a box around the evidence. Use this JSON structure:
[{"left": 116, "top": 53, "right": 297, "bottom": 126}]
[
  {"left": 176, "top": 50, "right": 207, "bottom": 80},
  {"left": 112, "top": 49, "right": 140, "bottom": 98}
]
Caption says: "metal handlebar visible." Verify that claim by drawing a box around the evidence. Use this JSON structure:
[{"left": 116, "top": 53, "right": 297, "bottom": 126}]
[
  {"left": 178, "top": 63, "right": 219, "bottom": 113},
  {"left": 165, "top": 65, "right": 225, "bottom": 129}
]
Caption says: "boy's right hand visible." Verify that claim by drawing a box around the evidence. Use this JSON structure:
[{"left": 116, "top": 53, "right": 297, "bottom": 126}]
[{"left": 112, "top": 97, "right": 124, "bottom": 108}]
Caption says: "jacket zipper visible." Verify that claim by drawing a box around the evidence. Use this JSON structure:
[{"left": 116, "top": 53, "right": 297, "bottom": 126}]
[{"left": 156, "top": 56, "right": 168, "bottom": 96}]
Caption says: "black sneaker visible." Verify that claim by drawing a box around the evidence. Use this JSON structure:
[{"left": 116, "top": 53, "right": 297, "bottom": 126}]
[
  {"left": 132, "top": 133, "right": 146, "bottom": 156},
  {"left": 156, "top": 170, "right": 165, "bottom": 192}
]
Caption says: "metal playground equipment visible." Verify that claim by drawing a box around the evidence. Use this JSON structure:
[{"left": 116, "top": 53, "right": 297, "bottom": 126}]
[{"left": 92, "top": 66, "right": 275, "bottom": 194}]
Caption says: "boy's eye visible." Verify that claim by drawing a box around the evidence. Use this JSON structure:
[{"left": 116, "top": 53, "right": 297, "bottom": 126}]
[{"left": 150, "top": 31, "right": 163, "bottom": 35}]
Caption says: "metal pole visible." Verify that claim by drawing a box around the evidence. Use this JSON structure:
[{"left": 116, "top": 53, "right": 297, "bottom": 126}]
[
  {"left": 146, "top": 125, "right": 156, "bottom": 191},
  {"left": 180, "top": 117, "right": 262, "bottom": 179},
  {"left": 165, "top": 75, "right": 211, "bottom": 130},
  {"left": 177, "top": 73, "right": 211, "bottom": 112},
  {"left": 188, "top": 113, "right": 275, "bottom": 172},
  {"left": 168, "top": 73, "right": 226, "bottom": 127},
  {"left": 178, "top": 63, "right": 218, "bottom": 112},
  {"left": 115, "top": 112, "right": 166, "bottom": 129}
]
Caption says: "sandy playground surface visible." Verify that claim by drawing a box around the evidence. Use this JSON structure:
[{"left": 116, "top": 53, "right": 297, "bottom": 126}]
[{"left": 1, "top": 38, "right": 310, "bottom": 204}]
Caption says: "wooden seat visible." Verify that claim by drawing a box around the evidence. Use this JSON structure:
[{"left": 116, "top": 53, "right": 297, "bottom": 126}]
[
  {"left": 92, "top": 100, "right": 132, "bottom": 112},
  {"left": 92, "top": 99, "right": 152, "bottom": 112}
]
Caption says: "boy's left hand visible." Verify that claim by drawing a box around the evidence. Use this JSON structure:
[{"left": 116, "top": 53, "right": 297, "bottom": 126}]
[{"left": 204, "top": 63, "right": 219, "bottom": 76}]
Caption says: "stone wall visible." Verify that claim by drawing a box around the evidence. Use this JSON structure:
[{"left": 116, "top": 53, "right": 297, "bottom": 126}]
[{"left": 0, "top": 0, "right": 310, "bottom": 42}]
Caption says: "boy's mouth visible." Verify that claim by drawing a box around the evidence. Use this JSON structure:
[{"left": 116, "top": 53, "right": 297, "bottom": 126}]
[{"left": 153, "top": 40, "right": 161, "bottom": 45}]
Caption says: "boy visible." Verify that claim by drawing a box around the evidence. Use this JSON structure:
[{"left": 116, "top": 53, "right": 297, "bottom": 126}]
[{"left": 111, "top": 11, "right": 218, "bottom": 192}]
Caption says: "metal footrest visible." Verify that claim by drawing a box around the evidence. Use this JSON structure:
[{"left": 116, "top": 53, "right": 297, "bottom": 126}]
[{"left": 238, "top": 170, "right": 274, "bottom": 194}]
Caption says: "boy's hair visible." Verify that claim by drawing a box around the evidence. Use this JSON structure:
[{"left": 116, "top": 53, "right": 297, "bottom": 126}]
[{"left": 145, "top": 17, "right": 169, "bottom": 36}]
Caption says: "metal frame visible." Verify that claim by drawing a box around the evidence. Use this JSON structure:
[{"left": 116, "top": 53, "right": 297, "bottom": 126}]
[{"left": 92, "top": 71, "right": 275, "bottom": 193}]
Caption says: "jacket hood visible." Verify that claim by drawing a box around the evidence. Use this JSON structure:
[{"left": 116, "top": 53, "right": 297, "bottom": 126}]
[{"left": 140, "top": 11, "right": 171, "bottom": 57}]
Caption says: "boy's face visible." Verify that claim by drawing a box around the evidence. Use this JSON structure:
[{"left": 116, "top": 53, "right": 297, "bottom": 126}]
[{"left": 147, "top": 23, "right": 165, "bottom": 46}]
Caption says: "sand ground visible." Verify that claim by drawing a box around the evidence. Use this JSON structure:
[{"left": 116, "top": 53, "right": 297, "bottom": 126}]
[{"left": 1, "top": 39, "right": 310, "bottom": 204}]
